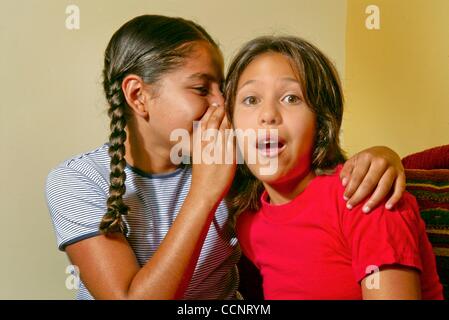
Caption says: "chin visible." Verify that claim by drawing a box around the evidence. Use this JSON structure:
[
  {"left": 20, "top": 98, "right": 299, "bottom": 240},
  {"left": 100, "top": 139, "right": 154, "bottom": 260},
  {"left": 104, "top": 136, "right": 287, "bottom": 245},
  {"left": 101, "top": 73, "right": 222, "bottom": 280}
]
[{"left": 247, "top": 164, "right": 287, "bottom": 184}]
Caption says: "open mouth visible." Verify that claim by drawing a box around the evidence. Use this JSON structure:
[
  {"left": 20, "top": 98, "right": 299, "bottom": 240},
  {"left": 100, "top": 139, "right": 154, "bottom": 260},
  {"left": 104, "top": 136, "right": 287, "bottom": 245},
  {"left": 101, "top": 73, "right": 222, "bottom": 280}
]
[{"left": 256, "top": 135, "right": 286, "bottom": 158}]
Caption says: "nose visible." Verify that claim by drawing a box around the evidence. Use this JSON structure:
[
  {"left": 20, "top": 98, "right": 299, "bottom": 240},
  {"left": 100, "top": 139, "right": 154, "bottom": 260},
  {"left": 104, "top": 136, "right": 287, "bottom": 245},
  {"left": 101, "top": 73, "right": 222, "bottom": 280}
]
[{"left": 258, "top": 102, "right": 282, "bottom": 127}]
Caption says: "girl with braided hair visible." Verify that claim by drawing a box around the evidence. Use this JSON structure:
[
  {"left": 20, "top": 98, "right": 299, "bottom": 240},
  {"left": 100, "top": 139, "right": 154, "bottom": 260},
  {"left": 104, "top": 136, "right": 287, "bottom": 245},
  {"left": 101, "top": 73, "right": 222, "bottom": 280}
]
[{"left": 46, "top": 15, "right": 407, "bottom": 300}]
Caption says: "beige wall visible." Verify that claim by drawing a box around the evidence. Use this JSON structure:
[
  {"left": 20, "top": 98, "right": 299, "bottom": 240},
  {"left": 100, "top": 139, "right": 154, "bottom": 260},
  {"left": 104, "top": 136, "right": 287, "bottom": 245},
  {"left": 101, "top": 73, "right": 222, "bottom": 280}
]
[
  {"left": 0, "top": 0, "right": 347, "bottom": 299},
  {"left": 344, "top": 0, "right": 449, "bottom": 157}
]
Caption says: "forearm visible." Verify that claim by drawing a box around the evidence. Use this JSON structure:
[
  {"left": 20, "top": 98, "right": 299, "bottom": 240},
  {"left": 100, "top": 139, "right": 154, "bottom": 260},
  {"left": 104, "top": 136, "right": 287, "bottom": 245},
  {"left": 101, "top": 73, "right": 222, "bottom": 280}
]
[{"left": 125, "top": 189, "right": 220, "bottom": 299}]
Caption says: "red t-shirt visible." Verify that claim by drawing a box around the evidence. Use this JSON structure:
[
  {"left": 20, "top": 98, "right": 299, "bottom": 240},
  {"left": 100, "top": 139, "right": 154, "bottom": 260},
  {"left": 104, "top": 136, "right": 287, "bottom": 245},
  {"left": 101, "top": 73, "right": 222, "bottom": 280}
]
[{"left": 236, "top": 166, "right": 443, "bottom": 300}]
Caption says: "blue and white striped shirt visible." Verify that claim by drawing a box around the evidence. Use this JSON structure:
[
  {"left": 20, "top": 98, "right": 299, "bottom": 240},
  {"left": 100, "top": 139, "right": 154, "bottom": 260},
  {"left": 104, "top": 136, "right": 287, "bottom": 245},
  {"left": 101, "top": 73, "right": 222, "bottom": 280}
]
[{"left": 46, "top": 143, "right": 240, "bottom": 300}]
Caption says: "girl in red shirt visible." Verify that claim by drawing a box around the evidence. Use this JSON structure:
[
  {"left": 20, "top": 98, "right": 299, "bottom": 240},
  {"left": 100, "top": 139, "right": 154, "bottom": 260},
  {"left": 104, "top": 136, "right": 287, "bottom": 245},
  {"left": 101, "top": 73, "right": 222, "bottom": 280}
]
[{"left": 225, "top": 36, "right": 444, "bottom": 299}]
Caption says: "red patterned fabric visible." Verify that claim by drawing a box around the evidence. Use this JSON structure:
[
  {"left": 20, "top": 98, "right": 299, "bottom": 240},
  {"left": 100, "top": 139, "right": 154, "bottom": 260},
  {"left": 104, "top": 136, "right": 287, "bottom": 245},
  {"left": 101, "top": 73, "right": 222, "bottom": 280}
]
[{"left": 402, "top": 145, "right": 449, "bottom": 170}]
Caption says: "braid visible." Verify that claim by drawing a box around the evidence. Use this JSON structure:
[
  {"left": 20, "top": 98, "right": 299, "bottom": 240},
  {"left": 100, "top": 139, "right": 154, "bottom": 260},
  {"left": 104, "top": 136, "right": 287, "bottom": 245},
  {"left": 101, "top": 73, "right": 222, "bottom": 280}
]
[{"left": 99, "top": 80, "right": 130, "bottom": 235}]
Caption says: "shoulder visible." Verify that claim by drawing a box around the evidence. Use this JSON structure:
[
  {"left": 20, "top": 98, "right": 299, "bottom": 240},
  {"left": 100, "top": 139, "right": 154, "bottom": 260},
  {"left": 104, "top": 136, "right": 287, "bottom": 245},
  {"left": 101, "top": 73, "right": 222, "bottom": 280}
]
[
  {"left": 308, "top": 164, "right": 346, "bottom": 204},
  {"left": 312, "top": 165, "right": 422, "bottom": 233},
  {"left": 45, "top": 144, "right": 113, "bottom": 250},
  {"left": 46, "top": 144, "right": 110, "bottom": 192},
  {"left": 341, "top": 190, "right": 427, "bottom": 283},
  {"left": 341, "top": 188, "right": 423, "bottom": 243},
  {"left": 55, "top": 143, "right": 110, "bottom": 176}
]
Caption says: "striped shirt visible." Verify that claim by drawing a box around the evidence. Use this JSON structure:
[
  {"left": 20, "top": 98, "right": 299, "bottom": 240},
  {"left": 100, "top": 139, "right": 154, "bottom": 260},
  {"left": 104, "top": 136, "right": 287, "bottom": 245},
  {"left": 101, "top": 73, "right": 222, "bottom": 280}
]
[{"left": 46, "top": 143, "right": 240, "bottom": 300}]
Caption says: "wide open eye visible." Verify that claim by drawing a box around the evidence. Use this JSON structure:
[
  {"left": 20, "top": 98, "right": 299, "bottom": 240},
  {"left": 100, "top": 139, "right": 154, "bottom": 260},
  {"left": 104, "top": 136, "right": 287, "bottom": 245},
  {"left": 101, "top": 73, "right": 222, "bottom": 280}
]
[
  {"left": 282, "top": 94, "right": 302, "bottom": 105},
  {"left": 242, "top": 96, "right": 260, "bottom": 106}
]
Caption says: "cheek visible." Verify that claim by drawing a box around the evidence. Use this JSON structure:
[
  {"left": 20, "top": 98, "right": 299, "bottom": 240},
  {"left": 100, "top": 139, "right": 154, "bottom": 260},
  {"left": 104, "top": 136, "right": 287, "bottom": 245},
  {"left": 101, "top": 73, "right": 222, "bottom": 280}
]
[
  {"left": 232, "top": 110, "right": 256, "bottom": 155},
  {"left": 289, "top": 114, "right": 316, "bottom": 157},
  {"left": 181, "top": 98, "right": 209, "bottom": 125},
  {"left": 232, "top": 108, "right": 256, "bottom": 131},
  {"left": 168, "top": 97, "right": 209, "bottom": 129},
  {"left": 301, "top": 122, "right": 316, "bottom": 148}
]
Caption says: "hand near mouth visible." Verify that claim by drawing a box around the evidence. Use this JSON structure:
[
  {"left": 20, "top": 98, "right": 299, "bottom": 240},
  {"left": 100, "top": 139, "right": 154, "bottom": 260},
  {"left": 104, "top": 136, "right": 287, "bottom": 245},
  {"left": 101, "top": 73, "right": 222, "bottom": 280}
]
[{"left": 191, "top": 103, "right": 237, "bottom": 201}]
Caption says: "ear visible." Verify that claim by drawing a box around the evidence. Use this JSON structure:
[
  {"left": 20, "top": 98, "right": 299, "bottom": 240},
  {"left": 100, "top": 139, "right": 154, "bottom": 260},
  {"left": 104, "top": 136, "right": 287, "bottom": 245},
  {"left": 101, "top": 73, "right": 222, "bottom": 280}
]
[{"left": 121, "top": 75, "right": 150, "bottom": 120}]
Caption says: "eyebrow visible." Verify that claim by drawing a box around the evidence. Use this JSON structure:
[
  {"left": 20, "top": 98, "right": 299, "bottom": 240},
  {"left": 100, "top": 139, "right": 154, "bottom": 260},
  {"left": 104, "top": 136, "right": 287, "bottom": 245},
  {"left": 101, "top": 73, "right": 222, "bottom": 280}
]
[
  {"left": 188, "top": 72, "right": 223, "bottom": 84},
  {"left": 237, "top": 77, "right": 301, "bottom": 91}
]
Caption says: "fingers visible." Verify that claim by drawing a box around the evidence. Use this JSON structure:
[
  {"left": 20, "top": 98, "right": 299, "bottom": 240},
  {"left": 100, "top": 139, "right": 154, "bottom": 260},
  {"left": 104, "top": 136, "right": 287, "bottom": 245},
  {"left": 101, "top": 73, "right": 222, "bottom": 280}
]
[
  {"left": 220, "top": 116, "right": 236, "bottom": 165},
  {"left": 360, "top": 167, "right": 395, "bottom": 213},
  {"left": 194, "top": 104, "right": 230, "bottom": 164},
  {"left": 346, "top": 158, "right": 389, "bottom": 209},
  {"left": 385, "top": 169, "right": 406, "bottom": 210},
  {"left": 344, "top": 146, "right": 406, "bottom": 213},
  {"left": 340, "top": 158, "right": 355, "bottom": 187},
  {"left": 204, "top": 104, "right": 225, "bottom": 131},
  {"left": 343, "top": 153, "right": 370, "bottom": 203},
  {"left": 193, "top": 104, "right": 220, "bottom": 161},
  {"left": 196, "top": 104, "right": 217, "bottom": 132},
  {"left": 219, "top": 113, "right": 231, "bottom": 131}
]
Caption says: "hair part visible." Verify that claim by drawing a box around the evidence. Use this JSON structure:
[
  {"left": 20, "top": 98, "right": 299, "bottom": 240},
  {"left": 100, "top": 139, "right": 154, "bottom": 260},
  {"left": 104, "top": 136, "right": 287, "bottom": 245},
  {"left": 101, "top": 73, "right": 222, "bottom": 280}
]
[
  {"left": 100, "top": 15, "right": 219, "bottom": 235},
  {"left": 224, "top": 35, "right": 347, "bottom": 217}
]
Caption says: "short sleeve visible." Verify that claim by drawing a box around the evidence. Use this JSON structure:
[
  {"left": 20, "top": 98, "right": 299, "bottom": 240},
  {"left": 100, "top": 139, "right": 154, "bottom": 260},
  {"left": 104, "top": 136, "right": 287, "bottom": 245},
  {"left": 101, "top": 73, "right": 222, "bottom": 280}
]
[
  {"left": 341, "top": 192, "right": 425, "bottom": 283},
  {"left": 46, "top": 166, "right": 108, "bottom": 251}
]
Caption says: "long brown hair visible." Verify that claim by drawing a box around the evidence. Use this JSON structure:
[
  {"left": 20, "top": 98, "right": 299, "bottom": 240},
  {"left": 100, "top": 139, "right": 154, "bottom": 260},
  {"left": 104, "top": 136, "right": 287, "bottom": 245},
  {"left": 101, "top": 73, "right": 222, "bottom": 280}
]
[
  {"left": 224, "top": 36, "right": 347, "bottom": 216},
  {"left": 100, "top": 15, "right": 219, "bottom": 235}
]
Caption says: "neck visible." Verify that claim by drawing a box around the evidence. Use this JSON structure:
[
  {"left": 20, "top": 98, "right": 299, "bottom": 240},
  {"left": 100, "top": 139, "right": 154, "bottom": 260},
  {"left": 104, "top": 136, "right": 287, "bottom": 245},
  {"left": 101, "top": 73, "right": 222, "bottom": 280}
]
[
  {"left": 263, "top": 170, "right": 316, "bottom": 205},
  {"left": 123, "top": 118, "right": 178, "bottom": 175}
]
